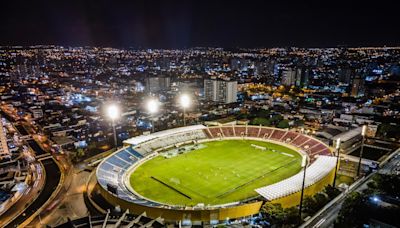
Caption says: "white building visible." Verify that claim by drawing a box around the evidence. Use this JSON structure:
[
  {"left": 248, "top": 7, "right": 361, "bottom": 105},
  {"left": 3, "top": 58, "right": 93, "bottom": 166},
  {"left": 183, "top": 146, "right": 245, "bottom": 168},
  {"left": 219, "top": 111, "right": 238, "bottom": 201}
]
[{"left": 204, "top": 79, "right": 237, "bottom": 104}]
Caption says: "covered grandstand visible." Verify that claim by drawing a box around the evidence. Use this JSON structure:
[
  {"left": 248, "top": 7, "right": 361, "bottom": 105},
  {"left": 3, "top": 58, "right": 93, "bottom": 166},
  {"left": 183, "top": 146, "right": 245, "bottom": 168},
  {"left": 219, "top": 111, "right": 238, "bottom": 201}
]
[{"left": 93, "top": 125, "right": 335, "bottom": 222}]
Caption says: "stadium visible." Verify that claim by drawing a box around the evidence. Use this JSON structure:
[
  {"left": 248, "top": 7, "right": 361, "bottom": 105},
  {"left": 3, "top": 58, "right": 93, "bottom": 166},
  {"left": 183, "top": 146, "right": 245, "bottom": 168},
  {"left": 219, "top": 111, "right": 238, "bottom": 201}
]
[{"left": 90, "top": 125, "right": 337, "bottom": 223}]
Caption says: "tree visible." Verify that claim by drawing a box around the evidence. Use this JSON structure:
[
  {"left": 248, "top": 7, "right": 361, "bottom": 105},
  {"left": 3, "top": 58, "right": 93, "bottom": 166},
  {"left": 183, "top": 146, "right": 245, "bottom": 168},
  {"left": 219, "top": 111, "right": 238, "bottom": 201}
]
[
  {"left": 302, "top": 196, "right": 318, "bottom": 214},
  {"left": 324, "top": 185, "right": 341, "bottom": 200},
  {"left": 261, "top": 202, "right": 286, "bottom": 225},
  {"left": 284, "top": 206, "right": 300, "bottom": 225},
  {"left": 335, "top": 192, "right": 365, "bottom": 227},
  {"left": 261, "top": 203, "right": 300, "bottom": 226},
  {"left": 77, "top": 148, "right": 85, "bottom": 157},
  {"left": 251, "top": 117, "right": 271, "bottom": 126},
  {"left": 314, "top": 193, "right": 329, "bottom": 209},
  {"left": 277, "top": 119, "right": 290, "bottom": 129},
  {"left": 256, "top": 109, "right": 270, "bottom": 118}
]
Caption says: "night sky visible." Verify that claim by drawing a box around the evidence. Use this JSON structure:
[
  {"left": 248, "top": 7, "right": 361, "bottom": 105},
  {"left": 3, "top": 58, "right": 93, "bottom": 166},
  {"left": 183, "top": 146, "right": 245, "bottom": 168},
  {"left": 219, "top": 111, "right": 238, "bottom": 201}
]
[{"left": 1, "top": 0, "right": 399, "bottom": 48}]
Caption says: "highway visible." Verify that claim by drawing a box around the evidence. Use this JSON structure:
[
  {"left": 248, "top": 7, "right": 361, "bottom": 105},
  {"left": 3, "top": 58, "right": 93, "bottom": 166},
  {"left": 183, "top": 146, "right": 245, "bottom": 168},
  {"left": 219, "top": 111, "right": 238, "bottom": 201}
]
[{"left": 5, "top": 157, "right": 61, "bottom": 228}]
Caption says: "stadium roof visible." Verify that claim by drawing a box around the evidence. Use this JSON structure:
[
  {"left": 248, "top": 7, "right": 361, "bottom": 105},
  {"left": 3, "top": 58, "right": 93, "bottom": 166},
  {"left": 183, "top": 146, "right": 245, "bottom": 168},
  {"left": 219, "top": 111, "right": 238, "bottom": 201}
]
[
  {"left": 123, "top": 125, "right": 206, "bottom": 145},
  {"left": 255, "top": 156, "right": 337, "bottom": 201},
  {"left": 331, "top": 126, "right": 362, "bottom": 142}
]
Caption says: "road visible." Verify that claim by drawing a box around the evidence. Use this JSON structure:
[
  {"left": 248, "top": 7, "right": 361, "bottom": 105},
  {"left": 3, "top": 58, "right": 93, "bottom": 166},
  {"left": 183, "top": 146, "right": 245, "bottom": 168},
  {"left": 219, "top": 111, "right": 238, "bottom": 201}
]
[
  {"left": 26, "top": 160, "right": 91, "bottom": 227},
  {"left": 0, "top": 162, "right": 45, "bottom": 227},
  {"left": 5, "top": 158, "right": 61, "bottom": 228},
  {"left": 27, "top": 139, "right": 49, "bottom": 156}
]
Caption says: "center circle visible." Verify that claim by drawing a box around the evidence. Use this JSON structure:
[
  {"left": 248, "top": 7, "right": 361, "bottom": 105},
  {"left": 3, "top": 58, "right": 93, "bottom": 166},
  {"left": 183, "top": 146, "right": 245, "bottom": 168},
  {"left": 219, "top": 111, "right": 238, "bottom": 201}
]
[{"left": 129, "top": 139, "right": 302, "bottom": 206}]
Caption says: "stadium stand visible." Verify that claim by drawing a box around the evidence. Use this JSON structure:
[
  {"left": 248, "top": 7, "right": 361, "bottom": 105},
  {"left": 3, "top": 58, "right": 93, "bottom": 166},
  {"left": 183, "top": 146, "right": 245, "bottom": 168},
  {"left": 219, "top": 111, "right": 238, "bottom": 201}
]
[
  {"left": 255, "top": 156, "right": 336, "bottom": 201},
  {"left": 221, "top": 126, "right": 235, "bottom": 137},
  {"left": 234, "top": 126, "right": 246, "bottom": 137},
  {"left": 258, "top": 127, "right": 273, "bottom": 139},
  {"left": 247, "top": 126, "right": 261, "bottom": 137},
  {"left": 269, "top": 129, "right": 286, "bottom": 140}
]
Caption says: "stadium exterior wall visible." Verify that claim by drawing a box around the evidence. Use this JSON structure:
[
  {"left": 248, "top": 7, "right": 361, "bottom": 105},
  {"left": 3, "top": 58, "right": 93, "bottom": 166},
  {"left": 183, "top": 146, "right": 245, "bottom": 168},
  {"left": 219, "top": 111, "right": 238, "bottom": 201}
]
[
  {"left": 95, "top": 181, "right": 263, "bottom": 222},
  {"left": 269, "top": 165, "right": 336, "bottom": 208}
]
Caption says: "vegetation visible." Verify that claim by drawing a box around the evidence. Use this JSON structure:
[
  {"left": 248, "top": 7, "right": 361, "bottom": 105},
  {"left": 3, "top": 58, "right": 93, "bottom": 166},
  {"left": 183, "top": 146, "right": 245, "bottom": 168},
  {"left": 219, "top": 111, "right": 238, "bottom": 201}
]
[
  {"left": 261, "top": 203, "right": 300, "bottom": 227},
  {"left": 251, "top": 117, "right": 271, "bottom": 126},
  {"left": 259, "top": 185, "right": 341, "bottom": 227},
  {"left": 130, "top": 140, "right": 302, "bottom": 206},
  {"left": 336, "top": 174, "right": 400, "bottom": 227},
  {"left": 277, "top": 119, "right": 290, "bottom": 129},
  {"left": 376, "top": 123, "right": 400, "bottom": 140},
  {"left": 302, "top": 185, "right": 340, "bottom": 215},
  {"left": 247, "top": 108, "right": 288, "bottom": 128}
]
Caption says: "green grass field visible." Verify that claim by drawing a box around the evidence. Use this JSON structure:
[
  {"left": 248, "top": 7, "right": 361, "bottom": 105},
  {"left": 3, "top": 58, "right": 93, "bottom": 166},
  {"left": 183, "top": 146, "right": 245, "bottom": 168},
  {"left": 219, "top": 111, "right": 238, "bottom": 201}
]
[{"left": 130, "top": 140, "right": 302, "bottom": 206}]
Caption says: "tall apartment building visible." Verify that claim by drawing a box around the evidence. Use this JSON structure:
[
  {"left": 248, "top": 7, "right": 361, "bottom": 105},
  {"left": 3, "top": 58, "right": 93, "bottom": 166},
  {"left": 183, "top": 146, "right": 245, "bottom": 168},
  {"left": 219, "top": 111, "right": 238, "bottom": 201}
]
[
  {"left": 204, "top": 79, "right": 237, "bottom": 104},
  {"left": 281, "top": 68, "right": 297, "bottom": 86},
  {"left": 351, "top": 77, "right": 365, "bottom": 97},
  {"left": 145, "top": 76, "right": 171, "bottom": 93}
]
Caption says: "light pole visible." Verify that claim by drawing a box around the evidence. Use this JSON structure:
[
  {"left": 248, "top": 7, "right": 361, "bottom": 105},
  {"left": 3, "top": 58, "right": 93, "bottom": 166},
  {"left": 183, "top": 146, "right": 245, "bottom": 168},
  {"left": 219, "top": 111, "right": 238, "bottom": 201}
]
[
  {"left": 333, "top": 138, "right": 341, "bottom": 187},
  {"left": 357, "top": 125, "right": 367, "bottom": 176},
  {"left": 180, "top": 94, "right": 190, "bottom": 126},
  {"left": 147, "top": 99, "right": 159, "bottom": 133},
  {"left": 299, "top": 155, "right": 308, "bottom": 222},
  {"left": 106, "top": 104, "right": 120, "bottom": 148}
]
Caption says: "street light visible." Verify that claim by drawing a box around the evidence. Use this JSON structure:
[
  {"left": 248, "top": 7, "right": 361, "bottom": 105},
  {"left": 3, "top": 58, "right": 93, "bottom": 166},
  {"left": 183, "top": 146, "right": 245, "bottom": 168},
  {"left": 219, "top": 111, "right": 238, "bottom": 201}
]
[
  {"left": 299, "top": 155, "right": 308, "bottom": 222},
  {"left": 357, "top": 125, "right": 367, "bottom": 176},
  {"left": 179, "top": 94, "right": 190, "bottom": 126},
  {"left": 333, "top": 138, "right": 341, "bottom": 187},
  {"left": 147, "top": 99, "right": 159, "bottom": 132},
  {"left": 106, "top": 104, "right": 120, "bottom": 148}
]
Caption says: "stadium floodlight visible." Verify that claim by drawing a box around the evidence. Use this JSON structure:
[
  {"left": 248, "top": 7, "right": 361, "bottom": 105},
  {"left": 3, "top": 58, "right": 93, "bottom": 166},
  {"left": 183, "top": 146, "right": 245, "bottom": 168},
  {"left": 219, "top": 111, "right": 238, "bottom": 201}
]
[
  {"left": 106, "top": 104, "right": 120, "bottom": 148},
  {"left": 147, "top": 99, "right": 159, "bottom": 132},
  {"left": 333, "top": 138, "right": 341, "bottom": 187},
  {"left": 179, "top": 94, "right": 191, "bottom": 126},
  {"left": 357, "top": 125, "right": 367, "bottom": 176},
  {"left": 361, "top": 125, "right": 367, "bottom": 136},
  {"left": 336, "top": 138, "right": 341, "bottom": 150},
  {"left": 147, "top": 99, "right": 159, "bottom": 114},
  {"left": 299, "top": 155, "right": 308, "bottom": 220},
  {"left": 107, "top": 104, "right": 120, "bottom": 120}
]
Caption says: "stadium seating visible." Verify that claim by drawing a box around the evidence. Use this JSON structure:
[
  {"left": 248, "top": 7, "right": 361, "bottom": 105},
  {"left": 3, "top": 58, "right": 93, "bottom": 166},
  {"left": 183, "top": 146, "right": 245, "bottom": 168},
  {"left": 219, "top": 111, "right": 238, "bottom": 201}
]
[
  {"left": 204, "top": 126, "right": 332, "bottom": 160},
  {"left": 234, "top": 126, "right": 246, "bottom": 136},
  {"left": 258, "top": 127, "right": 273, "bottom": 139},
  {"left": 221, "top": 126, "right": 235, "bottom": 137},
  {"left": 280, "top": 131, "right": 297, "bottom": 142},
  {"left": 269, "top": 129, "right": 286, "bottom": 140},
  {"left": 208, "top": 127, "right": 223, "bottom": 138},
  {"left": 255, "top": 156, "right": 337, "bottom": 201}
]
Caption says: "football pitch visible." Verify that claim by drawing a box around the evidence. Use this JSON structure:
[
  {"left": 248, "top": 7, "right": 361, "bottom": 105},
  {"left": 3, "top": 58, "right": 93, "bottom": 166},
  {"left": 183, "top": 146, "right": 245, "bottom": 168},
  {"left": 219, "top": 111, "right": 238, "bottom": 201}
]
[{"left": 129, "top": 139, "right": 302, "bottom": 206}]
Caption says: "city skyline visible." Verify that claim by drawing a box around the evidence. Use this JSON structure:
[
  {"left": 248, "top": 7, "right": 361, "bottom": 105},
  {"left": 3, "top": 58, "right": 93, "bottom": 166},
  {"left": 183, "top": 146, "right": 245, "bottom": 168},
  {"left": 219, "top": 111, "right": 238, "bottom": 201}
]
[{"left": 1, "top": 0, "right": 400, "bottom": 48}]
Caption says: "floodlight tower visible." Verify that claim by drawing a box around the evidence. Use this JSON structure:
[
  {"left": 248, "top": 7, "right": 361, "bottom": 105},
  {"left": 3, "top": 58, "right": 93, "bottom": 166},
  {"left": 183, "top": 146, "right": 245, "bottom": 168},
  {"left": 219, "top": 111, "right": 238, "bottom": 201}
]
[
  {"left": 333, "top": 138, "right": 341, "bottom": 187},
  {"left": 107, "top": 104, "right": 120, "bottom": 148},
  {"left": 298, "top": 155, "right": 308, "bottom": 221},
  {"left": 147, "top": 99, "right": 159, "bottom": 132},
  {"left": 357, "top": 125, "right": 367, "bottom": 176},
  {"left": 180, "top": 94, "right": 191, "bottom": 126}
]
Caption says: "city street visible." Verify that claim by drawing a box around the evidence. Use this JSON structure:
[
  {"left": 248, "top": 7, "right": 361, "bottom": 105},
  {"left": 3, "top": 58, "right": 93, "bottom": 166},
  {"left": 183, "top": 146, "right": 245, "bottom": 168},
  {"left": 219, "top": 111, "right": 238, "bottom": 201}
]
[{"left": 27, "top": 162, "right": 91, "bottom": 227}]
